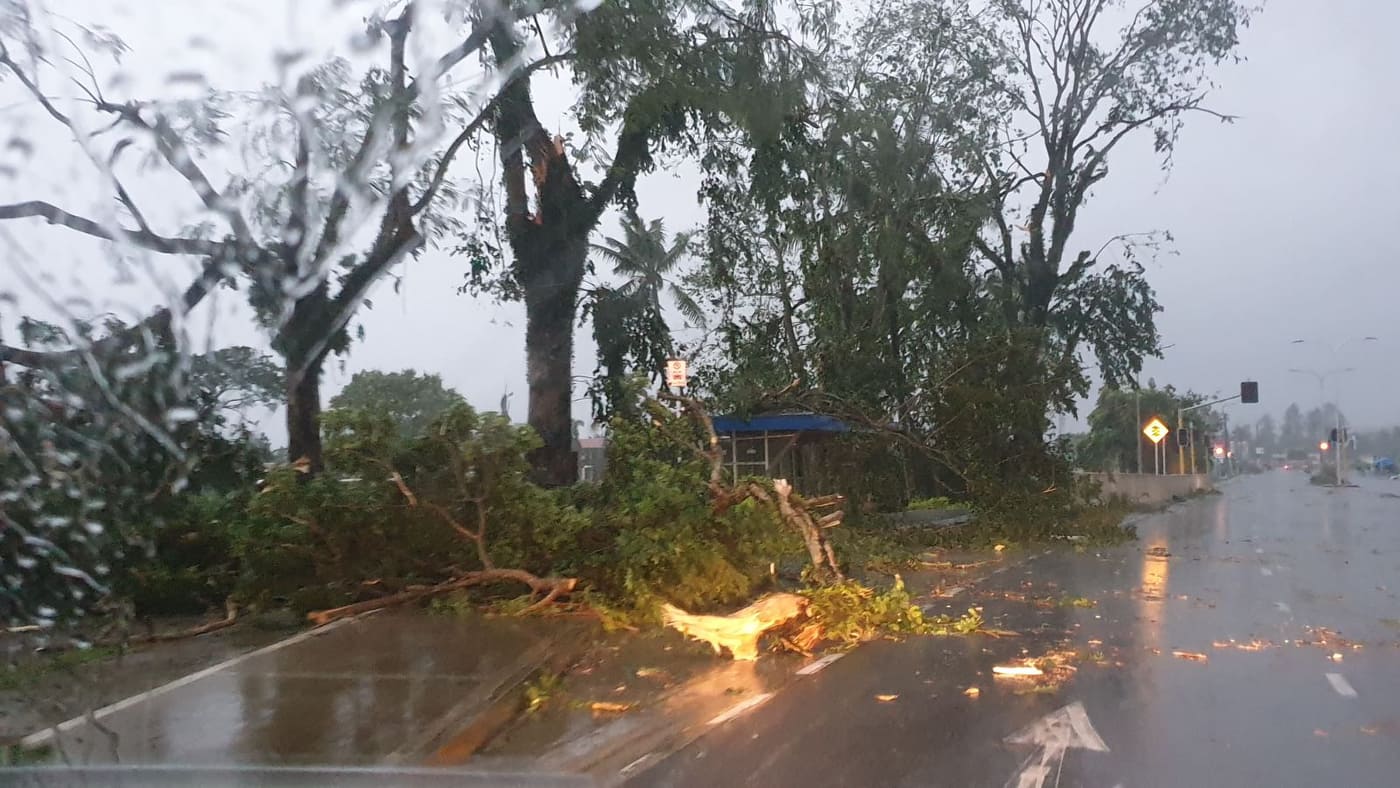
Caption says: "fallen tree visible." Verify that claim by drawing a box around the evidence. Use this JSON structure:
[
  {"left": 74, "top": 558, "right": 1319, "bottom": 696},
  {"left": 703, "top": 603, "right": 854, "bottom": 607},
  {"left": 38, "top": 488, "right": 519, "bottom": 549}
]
[
  {"left": 307, "top": 571, "right": 577, "bottom": 627},
  {"left": 652, "top": 392, "right": 846, "bottom": 582}
]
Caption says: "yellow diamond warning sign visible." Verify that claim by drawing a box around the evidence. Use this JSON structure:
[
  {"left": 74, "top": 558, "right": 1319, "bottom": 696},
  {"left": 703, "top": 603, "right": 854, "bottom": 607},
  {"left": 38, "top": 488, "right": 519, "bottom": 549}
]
[{"left": 1142, "top": 417, "right": 1170, "bottom": 445}]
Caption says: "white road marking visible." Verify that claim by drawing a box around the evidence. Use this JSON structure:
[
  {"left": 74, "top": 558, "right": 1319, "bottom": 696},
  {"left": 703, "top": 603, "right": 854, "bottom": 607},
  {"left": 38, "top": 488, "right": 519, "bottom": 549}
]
[
  {"left": 620, "top": 752, "right": 661, "bottom": 775},
  {"left": 1275, "top": 602, "right": 1291, "bottom": 614},
  {"left": 796, "top": 652, "right": 846, "bottom": 676},
  {"left": 707, "top": 692, "right": 774, "bottom": 725},
  {"left": 1042, "top": 549, "right": 1053, "bottom": 556},
  {"left": 21, "top": 617, "right": 355, "bottom": 748},
  {"left": 992, "top": 567, "right": 1008, "bottom": 575},
  {"left": 941, "top": 586, "right": 967, "bottom": 598},
  {"left": 1326, "top": 673, "right": 1357, "bottom": 698},
  {"left": 1004, "top": 701, "right": 1110, "bottom": 788},
  {"left": 1255, "top": 548, "right": 1264, "bottom": 554},
  {"left": 1260, "top": 567, "right": 1273, "bottom": 576}
]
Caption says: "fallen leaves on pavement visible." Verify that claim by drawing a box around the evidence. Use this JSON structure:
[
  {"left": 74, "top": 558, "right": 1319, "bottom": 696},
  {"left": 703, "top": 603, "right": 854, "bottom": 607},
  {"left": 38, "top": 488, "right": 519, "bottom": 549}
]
[
  {"left": 1172, "top": 650, "right": 1208, "bottom": 662},
  {"left": 875, "top": 694, "right": 899, "bottom": 702},
  {"left": 1211, "top": 638, "right": 1274, "bottom": 652},
  {"left": 964, "top": 686, "right": 981, "bottom": 698}
]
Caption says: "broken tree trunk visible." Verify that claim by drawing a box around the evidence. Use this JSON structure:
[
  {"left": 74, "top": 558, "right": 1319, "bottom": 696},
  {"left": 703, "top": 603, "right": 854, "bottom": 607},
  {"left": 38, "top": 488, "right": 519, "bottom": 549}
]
[{"left": 660, "top": 592, "right": 809, "bottom": 660}]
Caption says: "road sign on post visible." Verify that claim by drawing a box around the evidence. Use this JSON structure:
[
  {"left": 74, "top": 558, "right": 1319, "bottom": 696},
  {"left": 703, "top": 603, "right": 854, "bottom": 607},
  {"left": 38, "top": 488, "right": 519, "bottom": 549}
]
[
  {"left": 1143, "top": 418, "right": 1169, "bottom": 445},
  {"left": 664, "top": 358, "right": 689, "bottom": 389}
]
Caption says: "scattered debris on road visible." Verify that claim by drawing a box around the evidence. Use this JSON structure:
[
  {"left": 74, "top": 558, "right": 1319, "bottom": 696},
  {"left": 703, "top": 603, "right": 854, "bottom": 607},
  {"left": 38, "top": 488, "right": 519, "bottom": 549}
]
[
  {"left": 1172, "top": 650, "right": 1208, "bottom": 662},
  {"left": 875, "top": 694, "right": 899, "bottom": 702},
  {"left": 589, "top": 701, "right": 634, "bottom": 715},
  {"left": 964, "top": 686, "right": 981, "bottom": 698},
  {"left": 993, "top": 665, "right": 1044, "bottom": 677}
]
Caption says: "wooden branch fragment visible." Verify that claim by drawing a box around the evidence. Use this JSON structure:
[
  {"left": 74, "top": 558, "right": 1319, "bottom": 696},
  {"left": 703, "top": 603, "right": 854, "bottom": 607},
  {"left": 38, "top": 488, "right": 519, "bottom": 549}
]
[
  {"left": 390, "top": 471, "right": 418, "bottom": 506},
  {"left": 661, "top": 592, "right": 809, "bottom": 660},
  {"left": 306, "top": 570, "right": 576, "bottom": 627},
  {"left": 134, "top": 599, "right": 239, "bottom": 644}
]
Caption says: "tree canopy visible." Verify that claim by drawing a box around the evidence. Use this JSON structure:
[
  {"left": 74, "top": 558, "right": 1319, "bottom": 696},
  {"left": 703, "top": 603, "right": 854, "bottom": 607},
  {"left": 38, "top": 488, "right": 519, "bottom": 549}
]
[{"left": 329, "top": 369, "right": 466, "bottom": 439}]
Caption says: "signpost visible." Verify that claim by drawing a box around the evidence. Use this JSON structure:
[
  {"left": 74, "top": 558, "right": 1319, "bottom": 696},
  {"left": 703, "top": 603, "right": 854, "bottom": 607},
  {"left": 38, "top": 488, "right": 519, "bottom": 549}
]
[
  {"left": 664, "top": 358, "right": 688, "bottom": 389},
  {"left": 1143, "top": 417, "right": 1169, "bottom": 475}
]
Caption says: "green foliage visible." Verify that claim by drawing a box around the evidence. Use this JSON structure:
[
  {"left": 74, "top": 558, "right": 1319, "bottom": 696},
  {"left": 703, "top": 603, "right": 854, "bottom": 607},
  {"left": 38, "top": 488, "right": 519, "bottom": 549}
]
[
  {"left": 1, "top": 318, "right": 272, "bottom": 627},
  {"left": 0, "top": 644, "right": 121, "bottom": 692},
  {"left": 560, "top": 413, "right": 799, "bottom": 613},
  {"left": 328, "top": 370, "right": 467, "bottom": 439},
  {"left": 524, "top": 671, "right": 563, "bottom": 714},
  {"left": 907, "top": 496, "right": 956, "bottom": 511},
  {"left": 229, "top": 400, "right": 796, "bottom": 617},
  {"left": 802, "top": 577, "right": 982, "bottom": 645},
  {"left": 585, "top": 212, "right": 704, "bottom": 421},
  {"left": 120, "top": 492, "right": 243, "bottom": 616},
  {"left": 1078, "top": 384, "right": 1215, "bottom": 472}
]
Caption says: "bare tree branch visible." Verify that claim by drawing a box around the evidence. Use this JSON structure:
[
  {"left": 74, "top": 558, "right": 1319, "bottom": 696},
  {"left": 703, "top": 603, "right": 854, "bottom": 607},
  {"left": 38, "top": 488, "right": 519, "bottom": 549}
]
[{"left": 0, "top": 200, "right": 230, "bottom": 256}]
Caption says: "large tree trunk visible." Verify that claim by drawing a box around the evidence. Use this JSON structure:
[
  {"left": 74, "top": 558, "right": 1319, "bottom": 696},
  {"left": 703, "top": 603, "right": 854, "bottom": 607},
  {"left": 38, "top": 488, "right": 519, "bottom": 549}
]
[
  {"left": 522, "top": 239, "right": 586, "bottom": 487},
  {"left": 286, "top": 358, "right": 323, "bottom": 474}
]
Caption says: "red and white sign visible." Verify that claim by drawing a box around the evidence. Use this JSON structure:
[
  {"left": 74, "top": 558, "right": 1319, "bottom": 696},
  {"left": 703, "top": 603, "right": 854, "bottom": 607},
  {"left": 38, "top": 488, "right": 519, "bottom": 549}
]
[{"left": 665, "top": 358, "right": 689, "bottom": 388}]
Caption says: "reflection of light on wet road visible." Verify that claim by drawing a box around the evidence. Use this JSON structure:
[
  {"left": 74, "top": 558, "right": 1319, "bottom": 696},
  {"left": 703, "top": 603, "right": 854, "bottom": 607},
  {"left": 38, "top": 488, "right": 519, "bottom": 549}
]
[{"left": 1138, "top": 543, "right": 1169, "bottom": 648}]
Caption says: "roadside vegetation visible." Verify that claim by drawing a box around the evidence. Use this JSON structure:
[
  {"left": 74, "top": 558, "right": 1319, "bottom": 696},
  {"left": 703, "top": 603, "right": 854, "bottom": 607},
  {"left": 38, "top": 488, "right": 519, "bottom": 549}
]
[{"left": 2, "top": 0, "right": 1243, "bottom": 663}]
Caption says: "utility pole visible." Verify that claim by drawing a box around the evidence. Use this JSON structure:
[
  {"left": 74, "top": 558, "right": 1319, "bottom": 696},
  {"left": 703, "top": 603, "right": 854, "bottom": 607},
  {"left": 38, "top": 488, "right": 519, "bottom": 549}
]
[{"left": 1135, "top": 387, "right": 1142, "bottom": 475}]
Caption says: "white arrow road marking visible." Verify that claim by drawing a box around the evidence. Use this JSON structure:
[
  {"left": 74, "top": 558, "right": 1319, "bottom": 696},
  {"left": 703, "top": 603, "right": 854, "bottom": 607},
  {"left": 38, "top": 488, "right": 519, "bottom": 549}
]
[
  {"left": 1003, "top": 701, "right": 1109, "bottom": 788},
  {"left": 1326, "top": 673, "right": 1357, "bottom": 698}
]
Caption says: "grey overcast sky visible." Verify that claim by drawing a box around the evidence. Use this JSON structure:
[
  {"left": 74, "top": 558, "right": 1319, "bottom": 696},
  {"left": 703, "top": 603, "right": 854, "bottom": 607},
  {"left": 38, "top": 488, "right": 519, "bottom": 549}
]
[{"left": 4, "top": 0, "right": 1398, "bottom": 445}]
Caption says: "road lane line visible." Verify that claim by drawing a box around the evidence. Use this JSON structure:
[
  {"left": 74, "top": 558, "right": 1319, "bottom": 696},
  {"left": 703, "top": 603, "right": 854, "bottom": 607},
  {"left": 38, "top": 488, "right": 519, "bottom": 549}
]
[
  {"left": 941, "top": 586, "right": 966, "bottom": 598},
  {"left": 1260, "top": 567, "right": 1273, "bottom": 576},
  {"left": 1275, "top": 602, "right": 1291, "bottom": 614},
  {"left": 992, "top": 567, "right": 1008, "bottom": 575},
  {"left": 707, "top": 692, "right": 773, "bottom": 725},
  {"left": 796, "top": 652, "right": 846, "bottom": 676},
  {"left": 1326, "top": 673, "right": 1358, "bottom": 698},
  {"left": 620, "top": 752, "right": 661, "bottom": 776}
]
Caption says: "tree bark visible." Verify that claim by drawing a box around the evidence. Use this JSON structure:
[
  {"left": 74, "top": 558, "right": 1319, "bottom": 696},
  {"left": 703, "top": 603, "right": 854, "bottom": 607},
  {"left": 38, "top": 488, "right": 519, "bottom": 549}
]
[
  {"left": 286, "top": 357, "right": 324, "bottom": 474},
  {"left": 522, "top": 245, "right": 584, "bottom": 486}
]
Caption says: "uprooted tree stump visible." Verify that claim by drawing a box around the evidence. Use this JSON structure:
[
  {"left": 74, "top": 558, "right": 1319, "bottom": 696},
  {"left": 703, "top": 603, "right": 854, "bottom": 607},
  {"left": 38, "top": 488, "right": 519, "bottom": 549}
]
[{"left": 661, "top": 592, "right": 809, "bottom": 660}]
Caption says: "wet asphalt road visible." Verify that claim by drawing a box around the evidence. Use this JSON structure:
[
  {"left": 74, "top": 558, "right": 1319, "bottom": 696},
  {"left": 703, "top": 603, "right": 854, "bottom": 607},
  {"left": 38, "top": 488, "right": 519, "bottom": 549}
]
[{"left": 631, "top": 472, "right": 1400, "bottom": 788}]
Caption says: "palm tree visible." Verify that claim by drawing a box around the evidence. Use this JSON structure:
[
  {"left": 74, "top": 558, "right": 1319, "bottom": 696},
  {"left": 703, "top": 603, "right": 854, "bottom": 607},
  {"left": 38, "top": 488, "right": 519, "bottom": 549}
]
[
  {"left": 585, "top": 212, "right": 707, "bottom": 420},
  {"left": 590, "top": 212, "right": 706, "bottom": 329}
]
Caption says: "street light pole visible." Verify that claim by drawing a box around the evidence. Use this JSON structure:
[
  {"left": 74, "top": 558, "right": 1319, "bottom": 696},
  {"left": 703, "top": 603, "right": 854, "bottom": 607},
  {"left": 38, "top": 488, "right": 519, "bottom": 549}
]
[{"left": 1290, "top": 336, "right": 1378, "bottom": 486}]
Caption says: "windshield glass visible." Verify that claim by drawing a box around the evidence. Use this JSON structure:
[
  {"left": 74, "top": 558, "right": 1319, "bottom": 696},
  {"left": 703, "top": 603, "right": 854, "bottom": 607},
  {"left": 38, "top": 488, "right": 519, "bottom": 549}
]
[{"left": 4, "top": 1, "right": 1397, "bottom": 785}]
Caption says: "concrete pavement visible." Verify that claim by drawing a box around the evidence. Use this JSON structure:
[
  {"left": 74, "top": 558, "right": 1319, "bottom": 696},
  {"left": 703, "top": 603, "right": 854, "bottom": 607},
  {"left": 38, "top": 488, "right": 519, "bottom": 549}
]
[{"left": 630, "top": 472, "right": 1400, "bottom": 787}]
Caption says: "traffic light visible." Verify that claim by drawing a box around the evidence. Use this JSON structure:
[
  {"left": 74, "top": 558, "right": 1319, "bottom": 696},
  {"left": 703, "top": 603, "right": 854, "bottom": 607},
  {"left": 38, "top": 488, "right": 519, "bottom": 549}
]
[
  {"left": 1241, "top": 381, "right": 1259, "bottom": 404},
  {"left": 1176, "top": 428, "right": 1191, "bottom": 448},
  {"left": 1329, "top": 428, "right": 1339, "bottom": 444}
]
